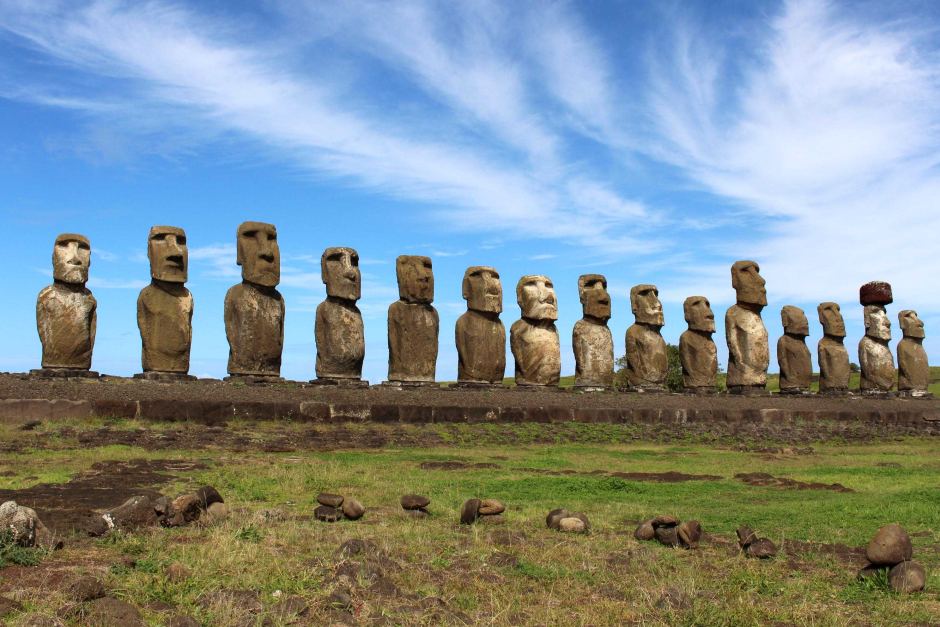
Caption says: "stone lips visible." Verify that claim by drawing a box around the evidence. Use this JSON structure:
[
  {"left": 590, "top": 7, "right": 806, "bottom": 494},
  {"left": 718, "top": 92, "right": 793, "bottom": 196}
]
[{"left": 859, "top": 281, "right": 893, "bottom": 306}]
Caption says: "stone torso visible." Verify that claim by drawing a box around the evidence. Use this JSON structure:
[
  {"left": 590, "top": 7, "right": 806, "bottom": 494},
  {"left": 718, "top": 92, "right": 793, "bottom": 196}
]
[
  {"left": 572, "top": 319, "right": 614, "bottom": 386},
  {"left": 36, "top": 284, "right": 96, "bottom": 369},
  {"left": 897, "top": 338, "right": 929, "bottom": 392},
  {"left": 777, "top": 334, "right": 811, "bottom": 391},
  {"left": 817, "top": 336, "right": 850, "bottom": 391},
  {"left": 725, "top": 305, "right": 769, "bottom": 387},
  {"left": 858, "top": 336, "right": 894, "bottom": 392},
  {"left": 224, "top": 282, "right": 284, "bottom": 376},
  {"left": 679, "top": 329, "right": 716, "bottom": 389},
  {"left": 387, "top": 300, "right": 439, "bottom": 382},
  {"left": 138, "top": 283, "right": 193, "bottom": 373},
  {"left": 511, "top": 319, "right": 560, "bottom": 386},
  {"left": 625, "top": 323, "right": 667, "bottom": 387},
  {"left": 316, "top": 298, "right": 365, "bottom": 379},
  {"left": 455, "top": 310, "right": 505, "bottom": 383}
]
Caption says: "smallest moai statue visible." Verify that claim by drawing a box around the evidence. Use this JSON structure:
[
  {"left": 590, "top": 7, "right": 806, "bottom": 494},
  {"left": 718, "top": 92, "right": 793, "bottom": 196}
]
[
  {"left": 777, "top": 306, "right": 812, "bottom": 394},
  {"left": 897, "top": 310, "right": 930, "bottom": 398},
  {"left": 817, "top": 302, "right": 850, "bottom": 394},
  {"left": 572, "top": 274, "right": 614, "bottom": 391},
  {"left": 314, "top": 247, "right": 366, "bottom": 386},
  {"left": 679, "top": 296, "right": 717, "bottom": 393},
  {"left": 510, "top": 275, "right": 561, "bottom": 387},
  {"left": 625, "top": 284, "right": 667, "bottom": 392},
  {"left": 858, "top": 281, "right": 895, "bottom": 395},
  {"left": 385, "top": 255, "right": 439, "bottom": 386},
  {"left": 33, "top": 233, "right": 98, "bottom": 378}
]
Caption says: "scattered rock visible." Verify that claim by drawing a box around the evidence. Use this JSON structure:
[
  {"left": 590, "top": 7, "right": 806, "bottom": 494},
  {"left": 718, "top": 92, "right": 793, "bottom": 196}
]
[
  {"left": 571, "top": 512, "right": 591, "bottom": 531},
  {"left": 105, "top": 495, "right": 158, "bottom": 530},
  {"left": 460, "top": 499, "right": 481, "bottom": 525},
  {"left": 203, "top": 502, "right": 229, "bottom": 523},
  {"left": 745, "top": 538, "right": 778, "bottom": 559},
  {"left": 0, "top": 500, "right": 58, "bottom": 548},
  {"left": 341, "top": 498, "right": 365, "bottom": 521},
  {"left": 165, "top": 494, "right": 202, "bottom": 527},
  {"left": 66, "top": 575, "right": 105, "bottom": 602},
  {"left": 478, "top": 499, "right": 505, "bottom": 516},
  {"left": 634, "top": 520, "right": 655, "bottom": 541},
  {"left": 165, "top": 562, "right": 192, "bottom": 583},
  {"left": 317, "top": 493, "right": 345, "bottom": 508},
  {"left": 558, "top": 517, "right": 586, "bottom": 533},
  {"left": 401, "top": 494, "right": 430, "bottom": 510},
  {"left": 479, "top": 514, "right": 505, "bottom": 525},
  {"left": 0, "top": 596, "right": 24, "bottom": 619},
  {"left": 314, "top": 505, "right": 343, "bottom": 523},
  {"left": 82, "top": 597, "right": 144, "bottom": 626},
  {"left": 18, "top": 420, "right": 42, "bottom": 431},
  {"left": 82, "top": 514, "right": 111, "bottom": 537},
  {"left": 655, "top": 525, "right": 680, "bottom": 547},
  {"left": 545, "top": 508, "right": 570, "bottom": 530},
  {"left": 865, "top": 523, "right": 912, "bottom": 566},
  {"left": 195, "top": 485, "right": 224, "bottom": 509},
  {"left": 736, "top": 526, "right": 757, "bottom": 548},
  {"left": 652, "top": 514, "right": 679, "bottom": 527},
  {"left": 888, "top": 561, "right": 925, "bottom": 593},
  {"left": 405, "top": 508, "right": 429, "bottom": 519},
  {"left": 678, "top": 520, "right": 702, "bottom": 548}
]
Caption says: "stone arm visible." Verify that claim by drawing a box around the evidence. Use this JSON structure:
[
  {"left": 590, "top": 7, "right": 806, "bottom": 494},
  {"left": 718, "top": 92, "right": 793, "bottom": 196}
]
[
  {"left": 224, "top": 287, "right": 239, "bottom": 352},
  {"left": 88, "top": 291, "right": 97, "bottom": 353},
  {"left": 817, "top": 342, "right": 833, "bottom": 381},
  {"left": 776, "top": 336, "right": 789, "bottom": 379},
  {"left": 35, "top": 287, "right": 52, "bottom": 349},
  {"left": 725, "top": 309, "right": 742, "bottom": 371}
]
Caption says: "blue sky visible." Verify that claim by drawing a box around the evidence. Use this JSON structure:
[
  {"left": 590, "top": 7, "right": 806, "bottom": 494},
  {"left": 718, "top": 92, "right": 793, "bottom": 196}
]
[{"left": 1, "top": 0, "right": 939, "bottom": 382}]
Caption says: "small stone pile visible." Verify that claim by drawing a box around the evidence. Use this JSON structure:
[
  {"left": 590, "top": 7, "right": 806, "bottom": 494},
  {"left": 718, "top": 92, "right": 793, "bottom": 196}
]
[
  {"left": 0, "top": 500, "right": 60, "bottom": 549},
  {"left": 401, "top": 494, "right": 431, "bottom": 518},
  {"left": 634, "top": 515, "right": 702, "bottom": 548},
  {"left": 460, "top": 498, "right": 506, "bottom": 524},
  {"left": 736, "top": 525, "right": 777, "bottom": 558},
  {"left": 546, "top": 508, "right": 590, "bottom": 533},
  {"left": 87, "top": 485, "right": 227, "bottom": 536},
  {"left": 314, "top": 493, "right": 366, "bottom": 522},
  {"left": 858, "top": 523, "right": 926, "bottom": 593}
]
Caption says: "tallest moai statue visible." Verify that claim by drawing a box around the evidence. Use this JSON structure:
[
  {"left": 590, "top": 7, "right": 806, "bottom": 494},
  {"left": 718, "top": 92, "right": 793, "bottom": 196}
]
[
  {"left": 725, "top": 260, "right": 768, "bottom": 394},
  {"left": 858, "top": 281, "right": 894, "bottom": 395}
]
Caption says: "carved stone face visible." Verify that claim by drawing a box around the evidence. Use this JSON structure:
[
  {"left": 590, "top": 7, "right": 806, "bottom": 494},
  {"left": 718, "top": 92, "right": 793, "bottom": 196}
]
[
  {"left": 462, "top": 266, "right": 502, "bottom": 314},
  {"left": 321, "top": 247, "right": 361, "bottom": 301},
  {"left": 781, "top": 305, "right": 809, "bottom": 337},
  {"left": 631, "top": 284, "right": 664, "bottom": 326},
  {"left": 817, "top": 302, "right": 845, "bottom": 338},
  {"left": 864, "top": 305, "right": 891, "bottom": 341},
  {"left": 148, "top": 226, "right": 188, "bottom": 283},
  {"left": 237, "top": 222, "right": 280, "bottom": 287},
  {"left": 899, "top": 310, "right": 925, "bottom": 339},
  {"left": 731, "top": 260, "right": 767, "bottom": 307},
  {"left": 396, "top": 255, "right": 433, "bottom": 304},
  {"left": 52, "top": 233, "right": 91, "bottom": 285},
  {"left": 517, "top": 275, "right": 557, "bottom": 321},
  {"left": 683, "top": 296, "right": 715, "bottom": 333},
  {"left": 578, "top": 274, "right": 610, "bottom": 321}
]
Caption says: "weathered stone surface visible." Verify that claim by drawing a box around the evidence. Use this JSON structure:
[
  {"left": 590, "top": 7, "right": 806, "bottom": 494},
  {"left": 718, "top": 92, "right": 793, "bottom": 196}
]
[
  {"left": 511, "top": 275, "right": 560, "bottom": 386},
  {"left": 317, "top": 493, "right": 344, "bottom": 508},
  {"left": 655, "top": 525, "right": 680, "bottom": 547},
  {"left": 634, "top": 520, "right": 655, "bottom": 541},
  {"left": 0, "top": 501, "right": 57, "bottom": 549},
  {"left": 388, "top": 256, "right": 438, "bottom": 382},
  {"left": 341, "top": 498, "right": 365, "bottom": 520},
  {"left": 36, "top": 234, "right": 96, "bottom": 371},
  {"left": 558, "top": 517, "right": 586, "bottom": 533},
  {"left": 859, "top": 304, "right": 894, "bottom": 393},
  {"left": 860, "top": 281, "right": 893, "bottom": 306},
  {"left": 736, "top": 526, "right": 757, "bottom": 548},
  {"left": 226, "top": 222, "right": 284, "bottom": 377},
  {"left": 680, "top": 296, "right": 717, "bottom": 391},
  {"left": 865, "top": 523, "right": 912, "bottom": 565},
  {"left": 479, "top": 499, "right": 505, "bottom": 516},
  {"left": 777, "top": 306, "right": 812, "bottom": 393},
  {"left": 203, "top": 502, "right": 229, "bottom": 523},
  {"left": 316, "top": 247, "right": 364, "bottom": 381},
  {"left": 652, "top": 515, "right": 678, "bottom": 528},
  {"left": 898, "top": 310, "right": 929, "bottom": 393},
  {"left": 745, "top": 538, "right": 777, "bottom": 559},
  {"left": 889, "top": 560, "right": 926, "bottom": 593},
  {"left": 678, "top": 520, "right": 702, "bottom": 548},
  {"left": 626, "top": 284, "right": 667, "bottom": 390},
  {"left": 105, "top": 495, "right": 158, "bottom": 531},
  {"left": 314, "top": 505, "right": 343, "bottom": 522},
  {"left": 460, "top": 498, "right": 481, "bottom": 525},
  {"left": 817, "top": 302, "right": 850, "bottom": 393},
  {"left": 726, "top": 261, "right": 768, "bottom": 391},
  {"left": 195, "top": 486, "right": 224, "bottom": 509},
  {"left": 545, "top": 508, "right": 569, "bottom": 530},
  {"left": 401, "top": 494, "right": 430, "bottom": 510},
  {"left": 165, "top": 494, "right": 202, "bottom": 527},
  {"left": 573, "top": 274, "right": 614, "bottom": 387},
  {"left": 456, "top": 266, "right": 505, "bottom": 383}
]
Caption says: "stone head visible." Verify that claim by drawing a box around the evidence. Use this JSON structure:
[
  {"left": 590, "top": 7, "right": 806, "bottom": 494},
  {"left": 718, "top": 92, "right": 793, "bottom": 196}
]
[
  {"left": 863, "top": 305, "right": 891, "bottom": 341},
  {"left": 236, "top": 221, "right": 280, "bottom": 287},
  {"left": 396, "top": 255, "right": 433, "bottom": 304},
  {"left": 683, "top": 296, "right": 715, "bottom": 333},
  {"left": 578, "top": 274, "right": 610, "bottom": 321},
  {"left": 148, "top": 226, "right": 188, "bottom": 283},
  {"left": 731, "top": 260, "right": 767, "bottom": 307},
  {"left": 817, "top": 302, "right": 845, "bottom": 338},
  {"left": 899, "top": 310, "right": 925, "bottom": 339},
  {"left": 781, "top": 305, "right": 809, "bottom": 337},
  {"left": 321, "top": 247, "right": 361, "bottom": 301},
  {"left": 517, "top": 275, "right": 557, "bottom": 321},
  {"left": 630, "top": 284, "right": 664, "bottom": 327},
  {"left": 462, "top": 266, "right": 502, "bottom": 314},
  {"left": 52, "top": 233, "right": 91, "bottom": 285}
]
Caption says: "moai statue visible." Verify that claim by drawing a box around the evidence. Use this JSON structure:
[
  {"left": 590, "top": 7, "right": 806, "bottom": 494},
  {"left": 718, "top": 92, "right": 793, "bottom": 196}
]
[
  {"left": 511, "top": 275, "right": 560, "bottom": 387},
  {"left": 897, "top": 310, "right": 930, "bottom": 397},
  {"left": 34, "top": 233, "right": 98, "bottom": 377},
  {"left": 858, "top": 281, "right": 894, "bottom": 394},
  {"left": 455, "top": 266, "right": 505, "bottom": 386},
  {"left": 136, "top": 226, "right": 194, "bottom": 381},
  {"left": 224, "top": 222, "right": 284, "bottom": 380},
  {"left": 817, "top": 302, "right": 850, "bottom": 394},
  {"left": 725, "top": 260, "right": 769, "bottom": 394},
  {"left": 572, "top": 274, "right": 613, "bottom": 390},
  {"left": 385, "top": 255, "right": 438, "bottom": 385},
  {"left": 777, "top": 306, "right": 812, "bottom": 394},
  {"left": 314, "top": 247, "right": 366, "bottom": 385},
  {"left": 679, "top": 296, "right": 717, "bottom": 393},
  {"left": 625, "top": 284, "right": 667, "bottom": 391}
]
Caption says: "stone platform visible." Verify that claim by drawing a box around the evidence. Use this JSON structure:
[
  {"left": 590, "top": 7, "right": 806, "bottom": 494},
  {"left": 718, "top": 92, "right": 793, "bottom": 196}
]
[{"left": 0, "top": 373, "right": 937, "bottom": 429}]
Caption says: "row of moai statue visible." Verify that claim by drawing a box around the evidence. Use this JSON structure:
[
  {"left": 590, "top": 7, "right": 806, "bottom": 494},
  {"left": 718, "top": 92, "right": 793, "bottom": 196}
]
[{"left": 34, "top": 227, "right": 931, "bottom": 396}]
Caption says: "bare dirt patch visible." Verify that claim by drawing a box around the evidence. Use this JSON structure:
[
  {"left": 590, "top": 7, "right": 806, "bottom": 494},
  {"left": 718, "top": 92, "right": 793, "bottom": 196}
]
[
  {"left": 418, "top": 460, "right": 500, "bottom": 471},
  {"left": 734, "top": 472, "right": 853, "bottom": 493}
]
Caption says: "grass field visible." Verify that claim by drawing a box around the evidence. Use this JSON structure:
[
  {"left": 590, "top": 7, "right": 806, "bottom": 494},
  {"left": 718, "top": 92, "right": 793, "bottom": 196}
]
[{"left": 0, "top": 418, "right": 937, "bottom": 625}]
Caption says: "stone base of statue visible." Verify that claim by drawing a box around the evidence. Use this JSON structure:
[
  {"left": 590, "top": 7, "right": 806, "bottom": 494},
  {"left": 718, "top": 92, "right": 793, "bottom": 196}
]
[
  {"left": 379, "top": 380, "right": 439, "bottom": 389},
  {"left": 514, "top": 383, "right": 562, "bottom": 392},
  {"left": 30, "top": 368, "right": 99, "bottom": 379},
  {"left": 451, "top": 381, "right": 506, "bottom": 390},
  {"left": 777, "top": 388, "right": 811, "bottom": 396},
  {"left": 898, "top": 390, "right": 933, "bottom": 399},
  {"left": 224, "top": 374, "right": 285, "bottom": 385},
  {"left": 631, "top": 384, "right": 666, "bottom": 394},
  {"left": 727, "top": 385, "right": 768, "bottom": 396},
  {"left": 818, "top": 388, "right": 850, "bottom": 396},
  {"left": 310, "top": 377, "right": 369, "bottom": 388},
  {"left": 859, "top": 388, "right": 895, "bottom": 398},
  {"left": 683, "top": 386, "right": 717, "bottom": 395},
  {"left": 573, "top": 384, "right": 609, "bottom": 393},
  {"left": 134, "top": 372, "right": 196, "bottom": 383}
]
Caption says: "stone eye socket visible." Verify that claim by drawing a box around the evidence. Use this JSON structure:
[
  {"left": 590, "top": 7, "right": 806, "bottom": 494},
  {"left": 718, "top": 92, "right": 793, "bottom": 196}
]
[
  {"left": 177, "top": 236, "right": 187, "bottom": 245},
  {"left": 152, "top": 233, "right": 167, "bottom": 242},
  {"left": 242, "top": 230, "right": 257, "bottom": 239}
]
